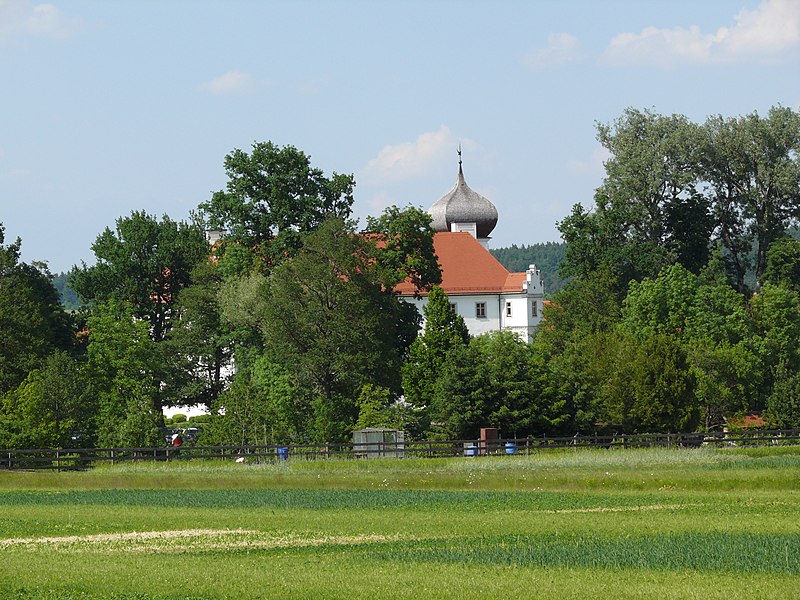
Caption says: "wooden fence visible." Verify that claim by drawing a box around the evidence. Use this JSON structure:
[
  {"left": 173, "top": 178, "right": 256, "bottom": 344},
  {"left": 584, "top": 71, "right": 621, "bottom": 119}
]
[{"left": 2, "top": 429, "right": 800, "bottom": 470}]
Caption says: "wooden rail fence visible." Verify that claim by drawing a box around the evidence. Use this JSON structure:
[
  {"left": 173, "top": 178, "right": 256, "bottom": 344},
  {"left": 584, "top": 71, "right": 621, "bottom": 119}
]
[{"left": 2, "top": 429, "right": 800, "bottom": 470}]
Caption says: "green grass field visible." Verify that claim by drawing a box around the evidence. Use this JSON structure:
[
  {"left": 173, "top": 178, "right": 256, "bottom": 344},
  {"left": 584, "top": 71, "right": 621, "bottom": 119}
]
[{"left": 1, "top": 446, "right": 799, "bottom": 599}]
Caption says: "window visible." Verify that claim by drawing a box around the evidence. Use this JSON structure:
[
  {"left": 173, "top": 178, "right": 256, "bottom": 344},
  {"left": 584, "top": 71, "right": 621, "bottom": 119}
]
[
  {"left": 450, "top": 303, "right": 458, "bottom": 314},
  {"left": 506, "top": 302, "right": 512, "bottom": 317},
  {"left": 476, "top": 302, "right": 486, "bottom": 318},
  {"left": 532, "top": 300, "right": 538, "bottom": 317}
]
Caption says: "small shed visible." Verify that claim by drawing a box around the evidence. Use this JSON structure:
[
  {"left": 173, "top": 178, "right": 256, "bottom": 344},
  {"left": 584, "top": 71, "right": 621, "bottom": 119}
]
[{"left": 353, "top": 428, "right": 405, "bottom": 459}]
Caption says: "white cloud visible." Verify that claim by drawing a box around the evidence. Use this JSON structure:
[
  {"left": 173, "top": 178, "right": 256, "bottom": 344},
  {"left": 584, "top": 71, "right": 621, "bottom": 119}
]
[
  {"left": 0, "top": 1, "right": 82, "bottom": 42},
  {"left": 601, "top": 0, "right": 800, "bottom": 68},
  {"left": 202, "top": 70, "right": 261, "bottom": 96},
  {"left": 524, "top": 32, "right": 583, "bottom": 70},
  {"left": 567, "top": 145, "right": 611, "bottom": 177},
  {"left": 26, "top": 3, "right": 80, "bottom": 39},
  {"left": 362, "top": 126, "right": 463, "bottom": 183}
]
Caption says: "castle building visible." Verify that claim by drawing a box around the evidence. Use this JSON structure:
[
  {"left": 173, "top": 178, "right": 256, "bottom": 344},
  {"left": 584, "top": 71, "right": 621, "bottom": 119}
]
[{"left": 395, "top": 156, "right": 544, "bottom": 341}]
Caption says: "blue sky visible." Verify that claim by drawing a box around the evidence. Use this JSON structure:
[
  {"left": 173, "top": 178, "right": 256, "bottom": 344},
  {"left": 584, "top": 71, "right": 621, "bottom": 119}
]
[{"left": 1, "top": 0, "right": 799, "bottom": 274}]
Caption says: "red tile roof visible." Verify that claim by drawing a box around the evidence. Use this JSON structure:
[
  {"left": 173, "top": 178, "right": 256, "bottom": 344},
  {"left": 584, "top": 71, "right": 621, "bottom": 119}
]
[{"left": 395, "top": 232, "right": 525, "bottom": 296}]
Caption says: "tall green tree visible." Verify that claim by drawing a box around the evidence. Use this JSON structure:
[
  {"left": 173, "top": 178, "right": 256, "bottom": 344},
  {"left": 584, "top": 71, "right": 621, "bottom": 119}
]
[
  {"left": 766, "top": 362, "right": 800, "bottom": 428},
  {"left": 432, "top": 330, "right": 544, "bottom": 439},
  {"left": 401, "top": 286, "right": 470, "bottom": 411},
  {"left": 83, "top": 301, "right": 162, "bottom": 448},
  {"left": 701, "top": 106, "right": 800, "bottom": 293},
  {"left": 1, "top": 350, "right": 89, "bottom": 448},
  {"left": 161, "top": 260, "right": 237, "bottom": 410},
  {"left": 206, "top": 356, "right": 307, "bottom": 447},
  {"left": 749, "top": 283, "right": 800, "bottom": 411},
  {"left": 364, "top": 204, "right": 442, "bottom": 295},
  {"left": 199, "top": 141, "right": 355, "bottom": 272},
  {"left": 220, "top": 218, "right": 420, "bottom": 441},
  {"left": 594, "top": 331, "right": 700, "bottom": 433},
  {"left": 70, "top": 211, "right": 209, "bottom": 344},
  {"left": 560, "top": 109, "right": 710, "bottom": 289},
  {"left": 763, "top": 236, "right": 800, "bottom": 292},
  {"left": 0, "top": 224, "right": 74, "bottom": 394}
]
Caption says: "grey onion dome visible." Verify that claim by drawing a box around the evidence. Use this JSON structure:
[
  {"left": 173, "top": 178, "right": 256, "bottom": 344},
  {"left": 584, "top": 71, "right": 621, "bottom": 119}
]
[{"left": 429, "top": 162, "right": 498, "bottom": 238}]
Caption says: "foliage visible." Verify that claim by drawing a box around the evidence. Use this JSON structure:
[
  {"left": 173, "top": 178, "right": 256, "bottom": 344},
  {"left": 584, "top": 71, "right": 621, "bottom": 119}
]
[
  {"left": 701, "top": 106, "right": 800, "bottom": 293},
  {"left": 750, "top": 283, "right": 800, "bottom": 374},
  {"left": 432, "top": 330, "right": 545, "bottom": 439},
  {"left": 763, "top": 236, "right": 800, "bottom": 291},
  {"left": 218, "top": 218, "right": 421, "bottom": 442},
  {"left": 559, "top": 108, "right": 710, "bottom": 290},
  {"left": 621, "top": 262, "right": 749, "bottom": 344},
  {"left": 401, "top": 286, "right": 470, "bottom": 412},
  {"left": 51, "top": 272, "right": 83, "bottom": 310},
  {"left": 83, "top": 301, "right": 162, "bottom": 448},
  {"left": 199, "top": 141, "right": 355, "bottom": 273},
  {"left": 766, "top": 362, "right": 800, "bottom": 428},
  {"left": 0, "top": 350, "right": 90, "bottom": 448},
  {"left": 161, "top": 260, "right": 237, "bottom": 410},
  {"left": 364, "top": 204, "right": 441, "bottom": 294},
  {"left": 0, "top": 224, "right": 74, "bottom": 395},
  {"left": 593, "top": 331, "right": 700, "bottom": 433},
  {"left": 560, "top": 106, "right": 800, "bottom": 296},
  {"left": 70, "top": 211, "right": 209, "bottom": 344}
]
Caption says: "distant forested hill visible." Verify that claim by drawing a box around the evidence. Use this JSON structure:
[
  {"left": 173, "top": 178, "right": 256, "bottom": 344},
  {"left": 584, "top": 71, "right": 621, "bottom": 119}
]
[
  {"left": 491, "top": 242, "right": 567, "bottom": 295},
  {"left": 51, "top": 272, "right": 83, "bottom": 311}
]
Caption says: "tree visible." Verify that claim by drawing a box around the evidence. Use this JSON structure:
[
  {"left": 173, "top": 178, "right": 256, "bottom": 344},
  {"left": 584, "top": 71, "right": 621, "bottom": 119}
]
[
  {"left": 559, "top": 109, "right": 710, "bottom": 290},
  {"left": 83, "top": 301, "right": 162, "bottom": 448},
  {"left": 595, "top": 332, "right": 699, "bottom": 433},
  {"left": 206, "top": 356, "right": 307, "bottom": 447},
  {"left": 621, "top": 262, "right": 749, "bottom": 345},
  {"left": 619, "top": 259, "right": 757, "bottom": 429},
  {"left": 431, "top": 330, "right": 545, "bottom": 439},
  {"left": 70, "top": 211, "right": 209, "bottom": 344},
  {"left": 766, "top": 362, "right": 800, "bottom": 428},
  {"left": 0, "top": 224, "right": 74, "bottom": 394},
  {"left": 364, "top": 205, "right": 441, "bottom": 295},
  {"left": 430, "top": 341, "right": 492, "bottom": 439},
  {"left": 161, "top": 260, "right": 237, "bottom": 410},
  {"left": 401, "top": 286, "right": 470, "bottom": 411},
  {"left": 221, "top": 218, "right": 417, "bottom": 441},
  {"left": 199, "top": 141, "right": 355, "bottom": 272},
  {"left": 1, "top": 350, "right": 90, "bottom": 448},
  {"left": 701, "top": 106, "right": 800, "bottom": 293},
  {"left": 763, "top": 236, "right": 800, "bottom": 292}
]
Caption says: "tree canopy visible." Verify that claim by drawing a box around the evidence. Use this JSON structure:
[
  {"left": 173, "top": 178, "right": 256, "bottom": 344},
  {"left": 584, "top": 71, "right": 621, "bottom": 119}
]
[{"left": 199, "top": 141, "right": 355, "bottom": 271}]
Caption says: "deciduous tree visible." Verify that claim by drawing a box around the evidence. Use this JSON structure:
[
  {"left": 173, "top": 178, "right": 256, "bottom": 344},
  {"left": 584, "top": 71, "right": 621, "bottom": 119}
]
[
  {"left": 70, "top": 211, "right": 209, "bottom": 344},
  {"left": 199, "top": 141, "right": 355, "bottom": 272},
  {"left": 0, "top": 224, "right": 74, "bottom": 394},
  {"left": 701, "top": 106, "right": 800, "bottom": 293},
  {"left": 401, "top": 286, "right": 469, "bottom": 411}
]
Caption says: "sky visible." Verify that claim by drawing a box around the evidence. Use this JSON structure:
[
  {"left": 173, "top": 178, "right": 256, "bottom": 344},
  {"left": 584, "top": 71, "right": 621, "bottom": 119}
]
[{"left": 1, "top": 0, "right": 799, "bottom": 274}]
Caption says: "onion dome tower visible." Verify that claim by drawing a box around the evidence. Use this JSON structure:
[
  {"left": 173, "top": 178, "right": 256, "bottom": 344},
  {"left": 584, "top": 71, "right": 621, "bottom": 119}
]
[{"left": 428, "top": 147, "right": 498, "bottom": 246}]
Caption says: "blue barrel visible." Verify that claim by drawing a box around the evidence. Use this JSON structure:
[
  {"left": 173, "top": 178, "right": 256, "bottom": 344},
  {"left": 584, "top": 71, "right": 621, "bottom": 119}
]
[
  {"left": 505, "top": 442, "right": 516, "bottom": 455},
  {"left": 465, "top": 444, "right": 477, "bottom": 457},
  {"left": 277, "top": 446, "right": 288, "bottom": 461}
]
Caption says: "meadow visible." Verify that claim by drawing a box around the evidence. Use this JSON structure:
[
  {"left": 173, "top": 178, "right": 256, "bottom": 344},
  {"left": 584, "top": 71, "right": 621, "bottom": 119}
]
[{"left": 1, "top": 446, "right": 799, "bottom": 599}]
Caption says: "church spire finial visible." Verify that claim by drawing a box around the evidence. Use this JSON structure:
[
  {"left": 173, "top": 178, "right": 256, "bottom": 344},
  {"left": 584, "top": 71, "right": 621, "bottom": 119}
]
[{"left": 457, "top": 144, "right": 462, "bottom": 165}]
